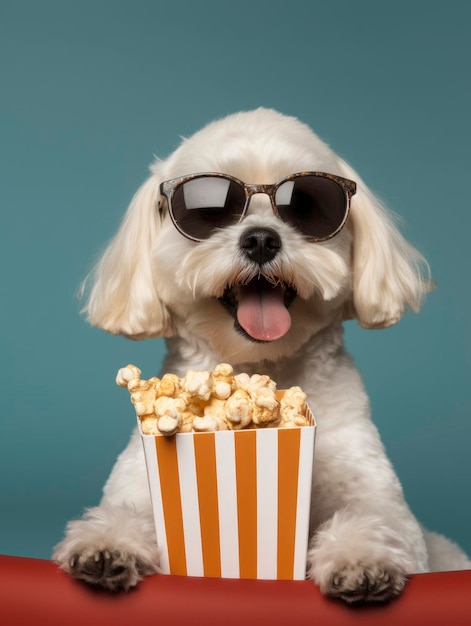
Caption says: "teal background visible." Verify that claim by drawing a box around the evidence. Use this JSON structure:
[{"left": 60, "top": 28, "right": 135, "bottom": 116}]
[{"left": 1, "top": 0, "right": 470, "bottom": 561}]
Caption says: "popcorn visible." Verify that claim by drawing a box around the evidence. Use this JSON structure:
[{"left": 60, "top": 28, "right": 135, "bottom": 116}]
[
  {"left": 157, "top": 373, "right": 182, "bottom": 398},
  {"left": 116, "top": 363, "right": 311, "bottom": 435},
  {"left": 211, "top": 363, "right": 234, "bottom": 400},
  {"left": 154, "top": 396, "right": 187, "bottom": 435},
  {"left": 280, "top": 386, "right": 308, "bottom": 427},
  {"left": 116, "top": 364, "right": 141, "bottom": 387},
  {"left": 225, "top": 389, "right": 252, "bottom": 429},
  {"left": 117, "top": 366, "right": 158, "bottom": 417},
  {"left": 193, "top": 414, "right": 222, "bottom": 433},
  {"left": 183, "top": 370, "right": 212, "bottom": 401}
]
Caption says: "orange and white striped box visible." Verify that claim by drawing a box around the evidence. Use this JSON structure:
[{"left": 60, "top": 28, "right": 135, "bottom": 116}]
[{"left": 139, "top": 395, "right": 315, "bottom": 580}]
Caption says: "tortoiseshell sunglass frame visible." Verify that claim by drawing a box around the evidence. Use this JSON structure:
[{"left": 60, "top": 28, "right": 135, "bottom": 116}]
[{"left": 159, "top": 171, "right": 357, "bottom": 242}]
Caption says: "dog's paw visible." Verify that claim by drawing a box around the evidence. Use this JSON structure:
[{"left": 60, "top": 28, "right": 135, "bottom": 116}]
[
  {"left": 67, "top": 547, "right": 154, "bottom": 591},
  {"left": 323, "top": 563, "right": 406, "bottom": 603},
  {"left": 307, "top": 510, "right": 419, "bottom": 603},
  {"left": 53, "top": 503, "right": 160, "bottom": 591}
]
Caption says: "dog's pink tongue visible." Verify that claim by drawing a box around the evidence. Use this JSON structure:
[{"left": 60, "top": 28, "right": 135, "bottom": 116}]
[{"left": 237, "top": 282, "right": 291, "bottom": 341}]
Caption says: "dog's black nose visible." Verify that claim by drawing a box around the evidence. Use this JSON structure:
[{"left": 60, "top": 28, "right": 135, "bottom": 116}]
[{"left": 240, "top": 227, "right": 281, "bottom": 265}]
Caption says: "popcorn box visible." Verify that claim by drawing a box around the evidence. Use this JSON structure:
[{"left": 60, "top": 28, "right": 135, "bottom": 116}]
[{"left": 139, "top": 392, "right": 315, "bottom": 580}]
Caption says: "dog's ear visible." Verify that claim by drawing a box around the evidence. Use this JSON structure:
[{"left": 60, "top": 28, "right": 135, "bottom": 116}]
[
  {"left": 340, "top": 161, "right": 433, "bottom": 329},
  {"left": 81, "top": 174, "right": 174, "bottom": 339}
]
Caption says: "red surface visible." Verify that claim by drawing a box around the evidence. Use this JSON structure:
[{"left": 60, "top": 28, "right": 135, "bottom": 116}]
[{"left": 1, "top": 555, "right": 471, "bottom": 626}]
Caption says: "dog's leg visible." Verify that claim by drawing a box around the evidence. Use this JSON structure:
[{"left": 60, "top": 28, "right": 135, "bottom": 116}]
[
  {"left": 306, "top": 422, "right": 429, "bottom": 603},
  {"left": 53, "top": 429, "right": 160, "bottom": 591},
  {"left": 307, "top": 505, "right": 421, "bottom": 603}
]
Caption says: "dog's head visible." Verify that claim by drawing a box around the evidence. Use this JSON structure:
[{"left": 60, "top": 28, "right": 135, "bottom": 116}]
[{"left": 83, "top": 109, "right": 431, "bottom": 364}]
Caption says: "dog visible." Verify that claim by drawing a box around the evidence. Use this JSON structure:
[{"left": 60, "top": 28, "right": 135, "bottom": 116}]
[{"left": 53, "top": 108, "right": 471, "bottom": 602}]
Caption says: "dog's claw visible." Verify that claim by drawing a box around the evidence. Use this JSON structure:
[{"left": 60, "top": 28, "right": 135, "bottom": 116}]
[
  {"left": 326, "top": 565, "right": 406, "bottom": 603},
  {"left": 65, "top": 549, "right": 153, "bottom": 592}
]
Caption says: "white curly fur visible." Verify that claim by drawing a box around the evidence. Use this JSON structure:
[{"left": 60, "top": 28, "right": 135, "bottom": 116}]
[{"left": 53, "top": 108, "right": 470, "bottom": 601}]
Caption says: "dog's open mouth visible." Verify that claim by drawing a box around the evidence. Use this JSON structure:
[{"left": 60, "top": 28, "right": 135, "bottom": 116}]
[{"left": 218, "top": 277, "right": 297, "bottom": 342}]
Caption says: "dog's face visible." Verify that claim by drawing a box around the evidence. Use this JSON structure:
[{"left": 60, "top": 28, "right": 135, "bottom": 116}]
[
  {"left": 84, "top": 109, "right": 430, "bottom": 364},
  {"left": 143, "top": 110, "right": 353, "bottom": 364}
]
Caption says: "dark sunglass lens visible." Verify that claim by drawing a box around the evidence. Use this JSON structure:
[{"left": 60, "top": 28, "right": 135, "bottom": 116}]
[
  {"left": 171, "top": 177, "right": 246, "bottom": 239},
  {"left": 275, "top": 176, "right": 347, "bottom": 239}
]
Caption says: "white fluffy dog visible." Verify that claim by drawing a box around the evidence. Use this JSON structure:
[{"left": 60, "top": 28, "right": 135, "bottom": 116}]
[{"left": 53, "top": 108, "right": 470, "bottom": 602}]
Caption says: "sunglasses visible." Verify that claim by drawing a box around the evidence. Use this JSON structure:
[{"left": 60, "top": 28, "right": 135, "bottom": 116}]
[{"left": 159, "top": 171, "right": 356, "bottom": 242}]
